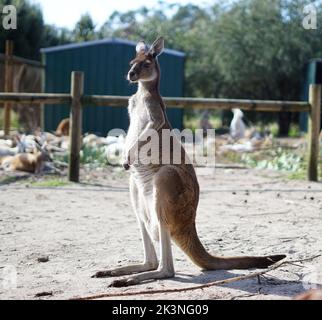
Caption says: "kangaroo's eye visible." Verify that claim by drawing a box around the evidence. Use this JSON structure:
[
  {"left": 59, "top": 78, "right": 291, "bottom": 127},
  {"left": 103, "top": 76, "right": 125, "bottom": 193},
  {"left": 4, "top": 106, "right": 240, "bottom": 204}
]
[{"left": 143, "top": 62, "right": 151, "bottom": 68}]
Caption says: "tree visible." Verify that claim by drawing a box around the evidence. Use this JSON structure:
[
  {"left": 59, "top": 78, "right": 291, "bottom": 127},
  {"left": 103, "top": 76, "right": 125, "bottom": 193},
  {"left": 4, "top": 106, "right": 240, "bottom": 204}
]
[
  {"left": 0, "top": 0, "right": 71, "bottom": 59},
  {"left": 98, "top": 4, "right": 220, "bottom": 97},
  {"left": 73, "top": 13, "right": 96, "bottom": 42},
  {"left": 99, "top": 0, "right": 322, "bottom": 134},
  {"left": 0, "top": 0, "right": 44, "bottom": 59},
  {"left": 209, "top": 0, "right": 322, "bottom": 133},
  {"left": 2, "top": 0, "right": 322, "bottom": 134},
  {"left": 42, "top": 25, "right": 72, "bottom": 49}
]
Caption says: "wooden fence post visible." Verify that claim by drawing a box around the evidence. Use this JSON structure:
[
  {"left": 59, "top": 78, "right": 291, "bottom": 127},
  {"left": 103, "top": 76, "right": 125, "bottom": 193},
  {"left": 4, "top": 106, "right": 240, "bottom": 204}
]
[
  {"left": 4, "top": 40, "right": 14, "bottom": 136},
  {"left": 307, "top": 84, "right": 321, "bottom": 182},
  {"left": 68, "top": 71, "right": 84, "bottom": 183}
]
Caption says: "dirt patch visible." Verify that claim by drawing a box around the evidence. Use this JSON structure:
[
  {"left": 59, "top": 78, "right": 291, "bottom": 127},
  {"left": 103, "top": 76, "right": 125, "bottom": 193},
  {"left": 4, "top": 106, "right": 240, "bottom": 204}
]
[{"left": 0, "top": 167, "right": 321, "bottom": 300}]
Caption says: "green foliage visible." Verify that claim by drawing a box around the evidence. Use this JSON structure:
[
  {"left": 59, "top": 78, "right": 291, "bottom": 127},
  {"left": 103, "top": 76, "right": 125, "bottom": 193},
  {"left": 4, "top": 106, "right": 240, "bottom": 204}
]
[
  {"left": 2, "top": 0, "right": 322, "bottom": 135},
  {"left": 0, "top": 0, "right": 71, "bottom": 59},
  {"left": 241, "top": 148, "right": 304, "bottom": 172},
  {"left": 31, "top": 178, "right": 70, "bottom": 187},
  {"left": 268, "top": 123, "right": 280, "bottom": 138},
  {"left": 223, "top": 150, "right": 243, "bottom": 164},
  {"left": 53, "top": 144, "right": 124, "bottom": 169},
  {"left": 0, "top": 109, "right": 19, "bottom": 129},
  {"left": 97, "top": 0, "right": 322, "bottom": 102},
  {"left": 183, "top": 112, "right": 199, "bottom": 132},
  {"left": 80, "top": 145, "right": 107, "bottom": 167},
  {"left": 54, "top": 145, "right": 107, "bottom": 167},
  {"left": 0, "top": 175, "right": 23, "bottom": 185},
  {"left": 3, "top": 0, "right": 322, "bottom": 102},
  {"left": 209, "top": 112, "right": 223, "bottom": 129},
  {"left": 42, "top": 25, "right": 72, "bottom": 49},
  {"left": 211, "top": 0, "right": 316, "bottom": 101},
  {"left": 99, "top": 3, "right": 220, "bottom": 97},
  {"left": 73, "top": 13, "right": 97, "bottom": 42},
  {"left": 288, "top": 170, "right": 306, "bottom": 180},
  {"left": 0, "top": 0, "right": 43, "bottom": 59},
  {"left": 97, "top": 0, "right": 322, "bottom": 133},
  {"left": 184, "top": 111, "right": 222, "bottom": 131},
  {"left": 288, "top": 124, "right": 301, "bottom": 137}
]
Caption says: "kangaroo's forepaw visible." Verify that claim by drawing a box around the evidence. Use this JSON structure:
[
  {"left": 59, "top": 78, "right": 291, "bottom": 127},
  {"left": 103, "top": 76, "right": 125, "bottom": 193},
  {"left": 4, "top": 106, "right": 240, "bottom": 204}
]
[
  {"left": 123, "top": 163, "right": 130, "bottom": 171},
  {"left": 109, "top": 278, "right": 139, "bottom": 288},
  {"left": 92, "top": 270, "right": 114, "bottom": 278}
]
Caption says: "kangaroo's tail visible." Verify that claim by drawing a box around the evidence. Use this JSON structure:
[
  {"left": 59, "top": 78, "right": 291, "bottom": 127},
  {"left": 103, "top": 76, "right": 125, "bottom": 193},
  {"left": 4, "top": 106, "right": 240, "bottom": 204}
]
[{"left": 172, "top": 224, "right": 286, "bottom": 270}]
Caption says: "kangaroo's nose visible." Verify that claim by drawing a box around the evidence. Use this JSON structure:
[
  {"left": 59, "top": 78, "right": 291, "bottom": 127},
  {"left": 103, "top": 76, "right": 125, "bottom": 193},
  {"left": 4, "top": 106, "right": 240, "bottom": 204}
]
[{"left": 128, "top": 71, "right": 138, "bottom": 82}]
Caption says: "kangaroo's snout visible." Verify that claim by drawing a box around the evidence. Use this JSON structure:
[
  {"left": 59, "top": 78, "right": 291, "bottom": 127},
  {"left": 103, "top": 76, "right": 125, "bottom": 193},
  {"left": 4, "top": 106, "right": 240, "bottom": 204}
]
[{"left": 128, "top": 70, "right": 138, "bottom": 82}]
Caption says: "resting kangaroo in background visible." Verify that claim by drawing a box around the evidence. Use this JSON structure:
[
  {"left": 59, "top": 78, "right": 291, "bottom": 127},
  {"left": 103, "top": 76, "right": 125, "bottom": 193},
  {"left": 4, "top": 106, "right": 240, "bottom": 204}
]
[
  {"left": 93, "top": 37, "right": 286, "bottom": 287},
  {"left": 55, "top": 118, "right": 70, "bottom": 137},
  {"left": 1, "top": 140, "right": 51, "bottom": 174}
]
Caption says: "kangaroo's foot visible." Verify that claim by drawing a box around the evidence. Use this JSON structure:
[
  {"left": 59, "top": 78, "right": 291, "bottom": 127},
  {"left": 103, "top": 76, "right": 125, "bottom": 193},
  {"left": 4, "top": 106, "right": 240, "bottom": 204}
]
[
  {"left": 92, "top": 262, "right": 158, "bottom": 278},
  {"left": 109, "top": 223, "right": 175, "bottom": 287},
  {"left": 109, "top": 268, "right": 175, "bottom": 287}
]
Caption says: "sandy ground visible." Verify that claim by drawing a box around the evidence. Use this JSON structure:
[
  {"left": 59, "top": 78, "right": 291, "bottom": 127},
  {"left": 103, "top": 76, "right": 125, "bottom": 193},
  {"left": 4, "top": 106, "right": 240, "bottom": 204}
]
[{"left": 0, "top": 166, "right": 322, "bottom": 300}]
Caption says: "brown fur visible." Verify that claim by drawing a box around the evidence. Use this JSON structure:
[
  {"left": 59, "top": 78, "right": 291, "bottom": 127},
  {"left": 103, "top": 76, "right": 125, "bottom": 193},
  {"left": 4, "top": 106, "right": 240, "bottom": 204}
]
[
  {"left": 55, "top": 118, "right": 70, "bottom": 137},
  {"left": 4, "top": 145, "right": 50, "bottom": 174},
  {"left": 93, "top": 37, "right": 285, "bottom": 287},
  {"left": 153, "top": 163, "right": 284, "bottom": 270},
  {"left": 8, "top": 153, "right": 41, "bottom": 173},
  {"left": 129, "top": 38, "right": 285, "bottom": 271}
]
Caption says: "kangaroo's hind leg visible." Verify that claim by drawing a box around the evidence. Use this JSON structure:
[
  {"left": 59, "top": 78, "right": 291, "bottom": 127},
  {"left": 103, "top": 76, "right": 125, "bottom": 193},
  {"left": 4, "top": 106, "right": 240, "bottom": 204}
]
[
  {"left": 92, "top": 177, "right": 158, "bottom": 278},
  {"left": 109, "top": 174, "right": 175, "bottom": 288},
  {"left": 109, "top": 221, "right": 174, "bottom": 287}
]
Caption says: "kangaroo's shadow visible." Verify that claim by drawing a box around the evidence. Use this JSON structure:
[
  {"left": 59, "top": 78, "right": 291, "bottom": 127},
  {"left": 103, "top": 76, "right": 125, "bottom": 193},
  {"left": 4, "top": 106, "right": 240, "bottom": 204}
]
[{"left": 168, "top": 269, "right": 311, "bottom": 298}]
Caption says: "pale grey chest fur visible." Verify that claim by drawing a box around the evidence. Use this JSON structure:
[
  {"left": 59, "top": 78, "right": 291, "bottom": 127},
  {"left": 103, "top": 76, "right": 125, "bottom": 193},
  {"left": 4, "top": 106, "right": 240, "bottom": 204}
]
[
  {"left": 126, "top": 93, "right": 160, "bottom": 238},
  {"left": 125, "top": 94, "right": 148, "bottom": 152},
  {"left": 125, "top": 93, "right": 158, "bottom": 193}
]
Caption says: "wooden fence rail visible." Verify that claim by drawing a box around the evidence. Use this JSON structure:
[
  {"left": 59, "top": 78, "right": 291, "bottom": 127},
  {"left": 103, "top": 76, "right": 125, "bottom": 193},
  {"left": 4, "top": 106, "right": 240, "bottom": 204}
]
[
  {"left": 0, "top": 93, "right": 311, "bottom": 112},
  {"left": 0, "top": 93, "right": 71, "bottom": 105},
  {"left": 0, "top": 71, "right": 320, "bottom": 182},
  {"left": 84, "top": 95, "right": 311, "bottom": 112}
]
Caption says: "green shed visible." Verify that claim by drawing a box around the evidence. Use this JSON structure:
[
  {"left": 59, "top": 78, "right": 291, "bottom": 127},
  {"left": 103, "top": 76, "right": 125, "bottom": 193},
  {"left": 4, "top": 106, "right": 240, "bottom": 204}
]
[
  {"left": 300, "top": 59, "right": 322, "bottom": 132},
  {"left": 41, "top": 38, "right": 185, "bottom": 135}
]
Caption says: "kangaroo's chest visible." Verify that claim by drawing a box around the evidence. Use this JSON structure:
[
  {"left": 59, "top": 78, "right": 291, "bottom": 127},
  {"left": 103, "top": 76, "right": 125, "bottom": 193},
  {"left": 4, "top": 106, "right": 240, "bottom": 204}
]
[
  {"left": 126, "top": 95, "right": 159, "bottom": 191},
  {"left": 125, "top": 96, "right": 149, "bottom": 151}
]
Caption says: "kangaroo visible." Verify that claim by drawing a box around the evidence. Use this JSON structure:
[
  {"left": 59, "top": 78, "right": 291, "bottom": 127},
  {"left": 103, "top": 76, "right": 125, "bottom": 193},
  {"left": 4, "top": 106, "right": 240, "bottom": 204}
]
[
  {"left": 1, "top": 140, "right": 51, "bottom": 174},
  {"left": 93, "top": 37, "right": 286, "bottom": 287},
  {"left": 55, "top": 118, "right": 70, "bottom": 137}
]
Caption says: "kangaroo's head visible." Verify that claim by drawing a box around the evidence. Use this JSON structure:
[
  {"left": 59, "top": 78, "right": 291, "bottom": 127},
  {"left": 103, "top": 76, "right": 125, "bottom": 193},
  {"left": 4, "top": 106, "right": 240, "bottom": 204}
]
[
  {"left": 34, "top": 139, "right": 52, "bottom": 163},
  {"left": 127, "top": 37, "right": 164, "bottom": 83}
]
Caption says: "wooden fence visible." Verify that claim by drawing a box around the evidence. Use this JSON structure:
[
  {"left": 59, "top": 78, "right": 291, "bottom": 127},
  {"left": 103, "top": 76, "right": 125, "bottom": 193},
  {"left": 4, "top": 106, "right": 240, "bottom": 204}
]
[
  {"left": 1, "top": 40, "right": 45, "bottom": 134},
  {"left": 0, "top": 71, "right": 321, "bottom": 182}
]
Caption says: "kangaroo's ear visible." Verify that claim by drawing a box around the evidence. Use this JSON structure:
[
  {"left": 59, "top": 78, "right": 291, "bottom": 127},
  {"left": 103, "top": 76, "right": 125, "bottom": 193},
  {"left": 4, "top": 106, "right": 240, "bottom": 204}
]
[
  {"left": 149, "top": 37, "right": 164, "bottom": 58},
  {"left": 136, "top": 41, "right": 147, "bottom": 54}
]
